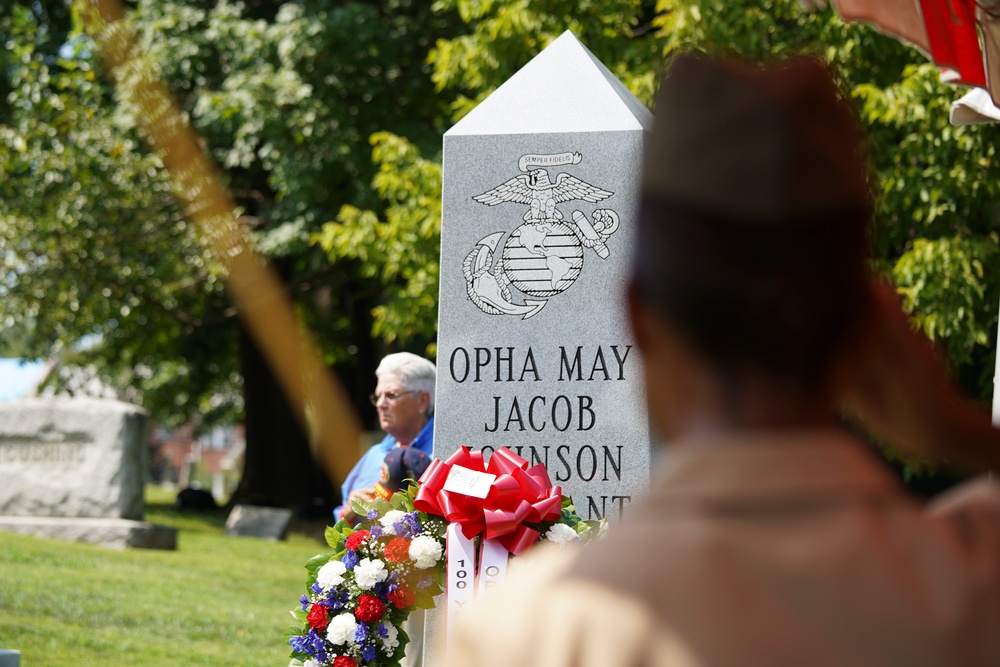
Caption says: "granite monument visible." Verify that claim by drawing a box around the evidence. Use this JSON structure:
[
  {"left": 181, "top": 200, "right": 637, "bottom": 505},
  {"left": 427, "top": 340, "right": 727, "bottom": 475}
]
[
  {"left": 0, "top": 397, "right": 177, "bottom": 549},
  {"left": 434, "top": 31, "right": 654, "bottom": 523}
]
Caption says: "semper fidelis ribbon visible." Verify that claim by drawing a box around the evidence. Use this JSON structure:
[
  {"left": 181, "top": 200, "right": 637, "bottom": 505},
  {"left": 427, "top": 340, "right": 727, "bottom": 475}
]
[{"left": 413, "top": 446, "right": 563, "bottom": 555}]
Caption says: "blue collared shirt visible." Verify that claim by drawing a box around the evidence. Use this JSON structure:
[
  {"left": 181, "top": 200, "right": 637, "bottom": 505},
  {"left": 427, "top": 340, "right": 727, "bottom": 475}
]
[{"left": 334, "top": 416, "right": 435, "bottom": 520}]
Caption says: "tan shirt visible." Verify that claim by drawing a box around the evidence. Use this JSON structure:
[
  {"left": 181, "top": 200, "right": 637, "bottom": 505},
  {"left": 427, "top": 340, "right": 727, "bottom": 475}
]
[{"left": 443, "top": 429, "right": 1000, "bottom": 667}]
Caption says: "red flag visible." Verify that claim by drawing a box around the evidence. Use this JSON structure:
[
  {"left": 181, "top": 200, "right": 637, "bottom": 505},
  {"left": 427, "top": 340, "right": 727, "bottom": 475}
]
[{"left": 919, "top": 0, "right": 987, "bottom": 86}]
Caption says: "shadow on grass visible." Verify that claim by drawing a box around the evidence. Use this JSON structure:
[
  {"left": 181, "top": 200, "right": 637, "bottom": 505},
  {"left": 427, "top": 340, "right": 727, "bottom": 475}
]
[
  {"left": 146, "top": 502, "right": 230, "bottom": 534},
  {"left": 144, "top": 484, "right": 229, "bottom": 534}
]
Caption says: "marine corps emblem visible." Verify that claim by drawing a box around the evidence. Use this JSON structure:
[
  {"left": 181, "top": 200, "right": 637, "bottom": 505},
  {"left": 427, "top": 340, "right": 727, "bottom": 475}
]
[{"left": 463, "top": 151, "right": 620, "bottom": 319}]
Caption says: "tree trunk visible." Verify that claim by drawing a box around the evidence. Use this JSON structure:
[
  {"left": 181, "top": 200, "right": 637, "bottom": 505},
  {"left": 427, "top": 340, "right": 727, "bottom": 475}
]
[{"left": 229, "top": 321, "right": 337, "bottom": 517}]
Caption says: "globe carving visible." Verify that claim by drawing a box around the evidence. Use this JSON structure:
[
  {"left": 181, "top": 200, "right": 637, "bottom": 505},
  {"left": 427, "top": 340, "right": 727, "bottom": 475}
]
[{"left": 501, "top": 222, "right": 584, "bottom": 298}]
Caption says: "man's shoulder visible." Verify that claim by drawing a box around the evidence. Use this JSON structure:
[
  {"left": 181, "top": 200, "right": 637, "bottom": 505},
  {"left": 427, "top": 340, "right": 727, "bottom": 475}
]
[
  {"left": 341, "top": 437, "right": 395, "bottom": 490},
  {"left": 928, "top": 475, "right": 1000, "bottom": 554},
  {"left": 930, "top": 475, "right": 1000, "bottom": 514},
  {"left": 352, "top": 436, "right": 396, "bottom": 466},
  {"left": 444, "top": 545, "right": 697, "bottom": 667}
]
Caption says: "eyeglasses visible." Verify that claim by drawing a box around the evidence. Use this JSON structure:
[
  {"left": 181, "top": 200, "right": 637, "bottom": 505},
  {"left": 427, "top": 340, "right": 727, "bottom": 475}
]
[{"left": 369, "top": 390, "right": 417, "bottom": 406}]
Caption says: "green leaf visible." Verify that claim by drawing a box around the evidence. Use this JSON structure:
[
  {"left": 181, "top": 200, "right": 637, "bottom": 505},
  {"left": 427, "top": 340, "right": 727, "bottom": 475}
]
[
  {"left": 390, "top": 490, "right": 416, "bottom": 512},
  {"left": 324, "top": 525, "right": 345, "bottom": 550},
  {"left": 304, "top": 552, "right": 334, "bottom": 581},
  {"left": 352, "top": 496, "right": 393, "bottom": 519}
]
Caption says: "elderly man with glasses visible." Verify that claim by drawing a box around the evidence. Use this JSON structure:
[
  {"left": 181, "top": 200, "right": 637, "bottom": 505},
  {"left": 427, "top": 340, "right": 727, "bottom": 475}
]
[{"left": 334, "top": 352, "right": 436, "bottom": 524}]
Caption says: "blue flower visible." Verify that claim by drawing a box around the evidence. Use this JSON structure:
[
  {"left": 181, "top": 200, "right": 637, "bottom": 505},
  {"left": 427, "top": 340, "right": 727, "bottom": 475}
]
[
  {"left": 355, "top": 624, "right": 368, "bottom": 643},
  {"left": 370, "top": 525, "right": 383, "bottom": 539},
  {"left": 325, "top": 589, "right": 347, "bottom": 611},
  {"left": 310, "top": 582, "right": 323, "bottom": 595},
  {"left": 300, "top": 594, "right": 310, "bottom": 611},
  {"left": 406, "top": 513, "right": 422, "bottom": 535},
  {"left": 367, "top": 509, "right": 380, "bottom": 520},
  {"left": 343, "top": 550, "right": 359, "bottom": 569},
  {"left": 416, "top": 576, "right": 433, "bottom": 589},
  {"left": 304, "top": 629, "right": 326, "bottom": 657},
  {"left": 289, "top": 635, "right": 308, "bottom": 653},
  {"left": 377, "top": 623, "right": 389, "bottom": 639},
  {"left": 393, "top": 520, "right": 409, "bottom": 537},
  {"left": 362, "top": 644, "right": 376, "bottom": 661}
]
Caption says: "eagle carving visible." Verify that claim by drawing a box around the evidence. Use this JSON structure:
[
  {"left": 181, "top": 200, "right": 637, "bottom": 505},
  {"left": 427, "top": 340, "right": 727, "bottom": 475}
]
[{"left": 473, "top": 168, "right": 613, "bottom": 222}]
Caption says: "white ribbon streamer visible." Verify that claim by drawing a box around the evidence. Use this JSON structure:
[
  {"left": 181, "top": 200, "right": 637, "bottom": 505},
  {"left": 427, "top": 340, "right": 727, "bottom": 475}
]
[
  {"left": 476, "top": 537, "right": 509, "bottom": 597},
  {"left": 445, "top": 522, "right": 477, "bottom": 642}
]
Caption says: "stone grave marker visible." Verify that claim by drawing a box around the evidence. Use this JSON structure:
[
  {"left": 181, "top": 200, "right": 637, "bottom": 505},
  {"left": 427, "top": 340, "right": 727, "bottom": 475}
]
[
  {"left": 0, "top": 397, "right": 177, "bottom": 549},
  {"left": 435, "top": 31, "right": 653, "bottom": 521},
  {"left": 426, "top": 31, "right": 653, "bottom": 662},
  {"left": 225, "top": 504, "right": 292, "bottom": 540}
]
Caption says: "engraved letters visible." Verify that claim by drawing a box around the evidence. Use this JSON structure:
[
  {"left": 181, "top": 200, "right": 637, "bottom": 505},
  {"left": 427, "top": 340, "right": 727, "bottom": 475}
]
[
  {"left": 0, "top": 441, "right": 88, "bottom": 466},
  {"left": 446, "top": 343, "right": 636, "bottom": 520}
]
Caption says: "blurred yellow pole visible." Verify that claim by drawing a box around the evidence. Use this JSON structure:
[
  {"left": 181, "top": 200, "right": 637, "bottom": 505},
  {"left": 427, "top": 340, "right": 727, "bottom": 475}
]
[{"left": 77, "top": 0, "right": 362, "bottom": 488}]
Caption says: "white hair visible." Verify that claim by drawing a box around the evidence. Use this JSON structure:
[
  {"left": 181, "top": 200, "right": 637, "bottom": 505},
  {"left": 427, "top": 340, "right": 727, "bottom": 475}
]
[{"left": 375, "top": 352, "right": 436, "bottom": 416}]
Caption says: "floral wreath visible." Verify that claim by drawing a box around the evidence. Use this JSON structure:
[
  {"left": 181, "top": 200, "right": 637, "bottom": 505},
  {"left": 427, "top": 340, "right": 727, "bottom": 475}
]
[{"left": 287, "top": 446, "right": 603, "bottom": 667}]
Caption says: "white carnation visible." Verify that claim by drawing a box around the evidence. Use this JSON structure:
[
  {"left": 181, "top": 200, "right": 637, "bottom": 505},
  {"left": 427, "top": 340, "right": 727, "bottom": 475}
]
[
  {"left": 353, "top": 557, "right": 388, "bottom": 589},
  {"left": 544, "top": 523, "right": 580, "bottom": 545},
  {"left": 316, "top": 560, "right": 347, "bottom": 590},
  {"left": 381, "top": 622, "right": 400, "bottom": 654},
  {"left": 379, "top": 510, "right": 407, "bottom": 535},
  {"left": 325, "top": 613, "right": 358, "bottom": 645},
  {"left": 303, "top": 660, "right": 322, "bottom": 667},
  {"left": 409, "top": 534, "right": 443, "bottom": 568}
]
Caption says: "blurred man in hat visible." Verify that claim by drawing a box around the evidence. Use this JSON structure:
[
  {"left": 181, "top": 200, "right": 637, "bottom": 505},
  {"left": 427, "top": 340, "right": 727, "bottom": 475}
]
[
  {"left": 443, "top": 53, "right": 1000, "bottom": 667},
  {"left": 373, "top": 445, "right": 433, "bottom": 501},
  {"left": 334, "top": 352, "right": 436, "bottom": 525}
]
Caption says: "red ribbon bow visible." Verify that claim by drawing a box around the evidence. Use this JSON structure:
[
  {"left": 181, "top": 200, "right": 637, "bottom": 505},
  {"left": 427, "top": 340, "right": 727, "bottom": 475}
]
[{"left": 413, "top": 446, "right": 563, "bottom": 555}]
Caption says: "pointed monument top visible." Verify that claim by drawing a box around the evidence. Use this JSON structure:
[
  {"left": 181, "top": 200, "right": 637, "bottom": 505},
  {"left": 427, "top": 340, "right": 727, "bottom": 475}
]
[{"left": 446, "top": 31, "right": 653, "bottom": 136}]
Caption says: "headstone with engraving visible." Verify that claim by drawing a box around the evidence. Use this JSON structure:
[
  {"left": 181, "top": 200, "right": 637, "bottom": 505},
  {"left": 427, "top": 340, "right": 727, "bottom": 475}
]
[
  {"left": 0, "top": 397, "right": 177, "bottom": 549},
  {"left": 426, "top": 31, "right": 653, "bottom": 663},
  {"left": 225, "top": 504, "right": 292, "bottom": 540},
  {"left": 435, "top": 31, "right": 653, "bottom": 522}
]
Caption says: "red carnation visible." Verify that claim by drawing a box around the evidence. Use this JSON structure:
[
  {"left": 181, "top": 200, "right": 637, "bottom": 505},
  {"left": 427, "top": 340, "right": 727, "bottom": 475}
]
[
  {"left": 388, "top": 584, "right": 416, "bottom": 609},
  {"left": 354, "top": 594, "right": 386, "bottom": 622},
  {"left": 383, "top": 536, "right": 411, "bottom": 563},
  {"left": 345, "top": 530, "right": 370, "bottom": 552},
  {"left": 306, "top": 603, "right": 329, "bottom": 631},
  {"left": 333, "top": 656, "right": 357, "bottom": 667}
]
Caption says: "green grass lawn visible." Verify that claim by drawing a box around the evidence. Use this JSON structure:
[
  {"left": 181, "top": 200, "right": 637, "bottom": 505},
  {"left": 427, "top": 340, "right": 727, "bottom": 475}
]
[{"left": 0, "top": 486, "right": 330, "bottom": 667}]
